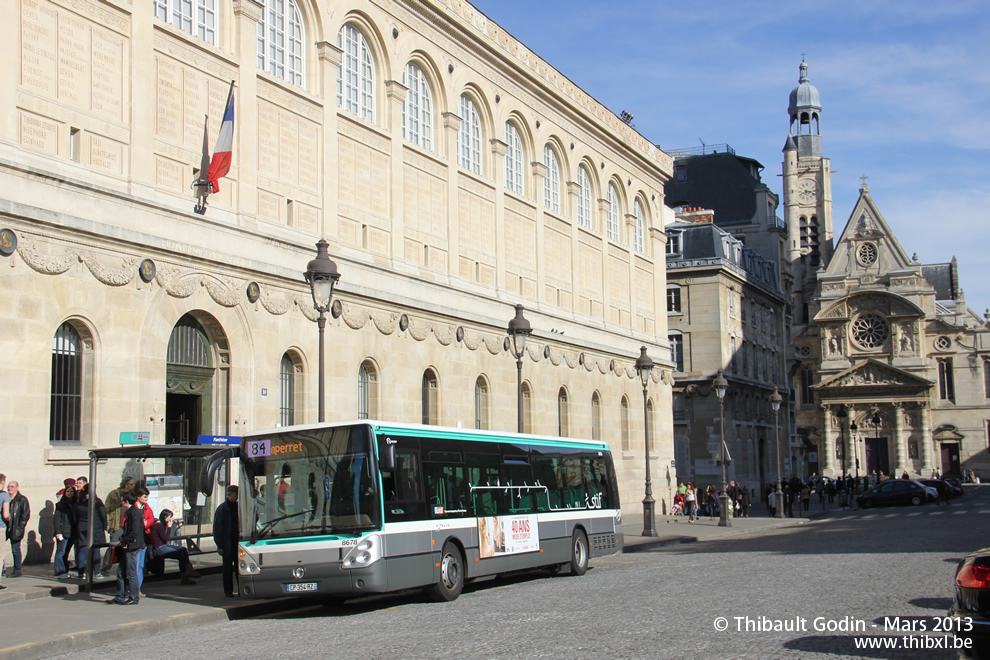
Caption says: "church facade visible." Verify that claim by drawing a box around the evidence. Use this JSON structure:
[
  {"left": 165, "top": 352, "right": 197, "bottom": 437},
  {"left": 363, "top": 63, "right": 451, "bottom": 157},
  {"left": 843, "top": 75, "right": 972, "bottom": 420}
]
[
  {"left": 782, "top": 62, "right": 990, "bottom": 480},
  {"left": 0, "top": 0, "right": 675, "bottom": 531}
]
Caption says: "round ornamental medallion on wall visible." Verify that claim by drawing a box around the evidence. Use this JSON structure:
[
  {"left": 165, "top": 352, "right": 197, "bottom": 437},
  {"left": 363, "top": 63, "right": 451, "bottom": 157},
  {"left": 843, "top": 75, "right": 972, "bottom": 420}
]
[
  {"left": 934, "top": 336, "right": 952, "bottom": 351},
  {"left": 138, "top": 259, "right": 156, "bottom": 283},
  {"left": 857, "top": 242, "right": 878, "bottom": 266},
  {"left": 544, "top": 345, "right": 551, "bottom": 359},
  {"left": 503, "top": 336, "right": 510, "bottom": 352},
  {"left": 851, "top": 312, "right": 889, "bottom": 350},
  {"left": 331, "top": 300, "right": 343, "bottom": 319},
  {"left": 246, "top": 282, "right": 260, "bottom": 303},
  {"left": 456, "top": 326, "right": 464, "bottom": 343},
  {"left": 0, "top": 228, "right": 17, "bottom": 256}
]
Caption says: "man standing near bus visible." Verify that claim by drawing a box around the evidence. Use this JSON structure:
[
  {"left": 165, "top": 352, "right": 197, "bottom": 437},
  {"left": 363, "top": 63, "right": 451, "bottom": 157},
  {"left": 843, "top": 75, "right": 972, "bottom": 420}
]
[
  {"left": 213, "top": 485, "right": 239, "bottom": 597},
  {"left": 5, "top": 481, "right": 29, "bottom": 578},
  {"left": 102, "top": 477, "right": 135, "bottom": 573}
]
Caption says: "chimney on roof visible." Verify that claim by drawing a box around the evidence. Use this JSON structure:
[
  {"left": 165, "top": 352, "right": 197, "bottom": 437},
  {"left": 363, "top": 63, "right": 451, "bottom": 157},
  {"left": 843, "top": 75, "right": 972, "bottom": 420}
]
[{"left": 676, "top": 206, "right": 714, "bottom": 224}]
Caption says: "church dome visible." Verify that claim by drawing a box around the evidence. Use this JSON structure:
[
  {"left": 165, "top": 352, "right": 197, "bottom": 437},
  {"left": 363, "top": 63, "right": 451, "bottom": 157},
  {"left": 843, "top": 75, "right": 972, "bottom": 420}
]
[{"left": 788, "top": 59, "right": 821, "bottom": 114}]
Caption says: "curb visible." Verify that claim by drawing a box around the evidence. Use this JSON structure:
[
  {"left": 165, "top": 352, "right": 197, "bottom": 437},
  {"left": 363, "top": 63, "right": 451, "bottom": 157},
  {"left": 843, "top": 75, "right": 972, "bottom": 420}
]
[{"left": 0, "top": 584, "right": 79, "bottom": 606}]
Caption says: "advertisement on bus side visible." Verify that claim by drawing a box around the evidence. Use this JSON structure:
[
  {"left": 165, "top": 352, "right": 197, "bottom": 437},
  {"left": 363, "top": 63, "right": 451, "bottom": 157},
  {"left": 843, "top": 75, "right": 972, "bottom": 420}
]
[{"left": 478, "top": 515, "right": 539, "bottom": 558}]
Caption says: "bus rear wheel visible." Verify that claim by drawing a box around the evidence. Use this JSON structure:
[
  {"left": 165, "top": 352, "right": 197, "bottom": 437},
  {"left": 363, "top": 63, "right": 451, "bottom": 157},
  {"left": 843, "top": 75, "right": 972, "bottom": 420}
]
[
  {"left": 429, "top": 541, "right": 464, "bottom": 602},
  {"left": 569, "top": 529, "right": 589, "bottom": 576}
]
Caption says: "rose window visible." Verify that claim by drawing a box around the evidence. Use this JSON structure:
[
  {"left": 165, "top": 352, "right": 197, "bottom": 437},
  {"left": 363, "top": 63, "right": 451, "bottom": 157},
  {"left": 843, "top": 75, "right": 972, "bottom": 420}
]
[
  {"left": 857, "top": 243, "right": 878, "bottom": 265},
  {"left": 935, "top": 336, "right": 951, "bottom": 351},
  {"left": 851, "top": 313, "right": 889, "bottom": 349}
]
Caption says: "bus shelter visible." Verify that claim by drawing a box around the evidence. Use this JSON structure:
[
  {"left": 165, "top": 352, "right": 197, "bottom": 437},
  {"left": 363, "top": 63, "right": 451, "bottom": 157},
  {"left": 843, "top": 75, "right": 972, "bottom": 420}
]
[{"left": 81, "top": 444, "right": 238, "bottom": 590}]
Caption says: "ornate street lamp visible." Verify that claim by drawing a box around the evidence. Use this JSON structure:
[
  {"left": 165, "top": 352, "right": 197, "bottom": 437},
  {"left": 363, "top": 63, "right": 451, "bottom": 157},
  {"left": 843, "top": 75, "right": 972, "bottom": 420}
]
[
  {"left": 850, "top": 420, "right": 859, "bottom": 485},
  {"left": 770, "top": 387, "right": 784, "bottom": 519},
  {"left": 713, "top": 370, "right": 730, "bottom": 528},
  {"left": 635, "top": 347, "right": 657, "bottom": 537},
  {"left": 506, "top": 304, "right": 533, "bottom": 433},
  {"left": 871, "top": 412, "right": 882, "bottom": 482},
  {"left": 837, "top": 406, "right": 848, "bottom": 506},
  {"left": 304, "top": 239, "right": 340, "bottom": 423}
]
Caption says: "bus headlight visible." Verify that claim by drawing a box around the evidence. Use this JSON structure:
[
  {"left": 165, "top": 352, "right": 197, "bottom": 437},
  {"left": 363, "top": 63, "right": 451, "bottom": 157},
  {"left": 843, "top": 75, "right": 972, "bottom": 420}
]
[
  {"left": 341, "top": 535, "right": 382, "bottom": 569},
  {"left": 238, "top": 545, "right": 261, "bottom": 575}
]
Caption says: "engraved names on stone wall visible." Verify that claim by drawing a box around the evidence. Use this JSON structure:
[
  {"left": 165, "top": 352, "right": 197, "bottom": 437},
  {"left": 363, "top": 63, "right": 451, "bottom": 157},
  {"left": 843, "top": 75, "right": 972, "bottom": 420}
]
[{"left": 257, "top": 99, "right": 321, "bottom": 192}]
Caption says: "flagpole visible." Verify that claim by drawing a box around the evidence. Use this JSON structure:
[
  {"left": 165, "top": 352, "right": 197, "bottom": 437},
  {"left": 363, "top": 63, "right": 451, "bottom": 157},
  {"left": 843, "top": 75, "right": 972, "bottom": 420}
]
[{"left": 193, "top": 114, "right": 211, "bottom": 215}]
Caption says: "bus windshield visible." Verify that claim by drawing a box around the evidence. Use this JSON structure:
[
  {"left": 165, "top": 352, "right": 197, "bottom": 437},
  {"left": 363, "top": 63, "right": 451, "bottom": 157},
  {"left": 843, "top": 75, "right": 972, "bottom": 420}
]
[{"left": 240, "top": 424, "right": 381, "bottom": 541}]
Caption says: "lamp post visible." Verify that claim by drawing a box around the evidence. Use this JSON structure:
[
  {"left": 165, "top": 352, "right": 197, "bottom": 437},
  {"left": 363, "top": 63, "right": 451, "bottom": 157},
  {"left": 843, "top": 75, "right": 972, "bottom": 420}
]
[
  {"left": 850, "top": 420, "right": 859, "bottom": 486},
  {"left": 713, "top": 370, "right": 730, "bottom": 527},
  {"left": 635, "top": 347, "right": 657, "bottom": 537},
  {"left": 871, "top": 412, "right": 882, "bottom": 483},
  {"left": 837, "top": 406, "right": 848, "bottom": 506},
  {"left": 770, "top": 387, "right": 784, "bottom": 519},
  {"left": 506, "top": 304, "right": 533, "bottom": 434},
  {"left": 304, "top": 239, "right": 340, "bottom": 423}
]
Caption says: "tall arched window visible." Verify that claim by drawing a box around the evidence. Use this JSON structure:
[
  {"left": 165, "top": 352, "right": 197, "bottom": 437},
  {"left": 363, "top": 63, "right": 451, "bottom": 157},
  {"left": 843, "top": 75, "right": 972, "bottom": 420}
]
[
  {"left": 422, "top": 369, "right": 438, "bottom": 425},
  {"left": 576, "top": 165, "right": 592, "bottom": 228},
  {"left": 620, "top": 396, "right": 629, "bottom": 451},
  {"left": 606, "top": 183, "right": 620, "bottom": 242},
  {"left": 257, "top": 0, "right": 304, "bottom": 86},
  {"left": 543, "top": 145, "right": 560, "bottom": 213},
  {"left": 458, "top": 95, "right": 482, "bottom": 175},
  {"left": 633, "top": 200, "right": 645, "bottom": 254},
  {"left": 155, "top": 0, "right": 217, "bottom": 44},
  {"left": 557, "top": 387, "right": 569, "bottom": 437},
  {"left": 51, "top": 322, "right": 83, "bottom": 443},
  {"left": 521, "top": 381, "right": 533, "bottom": 434},
  {"left": 591, "top": 392, "right": 601, "bottom": 441},
  {"left": 337, "top": 24, "right": 375, "bottom": 120},
  {"left": 504, "top": 122, "right": 524, "bottom": 194},
  {"left": 279, "top": 353, "right": 295, "bottom": 426},
  {"left": 402, "top": 63, "right": 433, "bottom": 150},
  {"left": 475, "top": 377, "right": 490, "bottom": 430},
  {"left": 358, "top": 360, "right": 378, "bottom": 419}
]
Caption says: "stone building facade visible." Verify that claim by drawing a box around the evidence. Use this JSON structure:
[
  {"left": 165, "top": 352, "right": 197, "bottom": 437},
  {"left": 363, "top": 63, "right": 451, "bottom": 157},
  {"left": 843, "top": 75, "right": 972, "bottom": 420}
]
[
  {"left": 0, "top": 0, "right": 675, "bottom": 541},
  {"left": 781, "top": 61, "right": 990, "bottom": 479},
  {"left": 663, "top": 207, "right": 788, "bottom": 495}
]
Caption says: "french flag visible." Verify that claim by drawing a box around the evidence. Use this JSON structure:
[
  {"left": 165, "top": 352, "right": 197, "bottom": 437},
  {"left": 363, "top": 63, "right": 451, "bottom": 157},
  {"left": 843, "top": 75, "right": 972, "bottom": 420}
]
[{"left": 208, "top": 83, "right": 235, "bottom": 193}]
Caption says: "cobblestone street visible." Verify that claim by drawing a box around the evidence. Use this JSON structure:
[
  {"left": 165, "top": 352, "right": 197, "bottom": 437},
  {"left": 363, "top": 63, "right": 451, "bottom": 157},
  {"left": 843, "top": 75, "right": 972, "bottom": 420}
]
[{"left": 48, "top": 486, "right": 990, "bottom": 660}]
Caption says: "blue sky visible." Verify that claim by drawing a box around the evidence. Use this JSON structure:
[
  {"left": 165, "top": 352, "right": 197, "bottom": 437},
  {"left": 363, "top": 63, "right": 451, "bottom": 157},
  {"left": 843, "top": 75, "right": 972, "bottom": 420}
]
[{"left": 469, "top": 0, "right": 990, "bottom": 315}]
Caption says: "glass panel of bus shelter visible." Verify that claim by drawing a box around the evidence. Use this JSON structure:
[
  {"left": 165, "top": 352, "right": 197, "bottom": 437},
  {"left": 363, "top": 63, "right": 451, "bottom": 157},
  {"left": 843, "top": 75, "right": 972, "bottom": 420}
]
[
  {"left": 424, "top": 462, "right": 468, "bottom": 518},
  {"left": 241, "top": 425, "right": 380, "bottom": 540}
]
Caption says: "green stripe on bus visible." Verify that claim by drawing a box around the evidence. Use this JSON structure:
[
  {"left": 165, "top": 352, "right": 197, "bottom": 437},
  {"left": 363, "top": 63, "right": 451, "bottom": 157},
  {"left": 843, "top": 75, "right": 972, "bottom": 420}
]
[{"left": 370, "top": 424, "right": 609, "bottom": 451}]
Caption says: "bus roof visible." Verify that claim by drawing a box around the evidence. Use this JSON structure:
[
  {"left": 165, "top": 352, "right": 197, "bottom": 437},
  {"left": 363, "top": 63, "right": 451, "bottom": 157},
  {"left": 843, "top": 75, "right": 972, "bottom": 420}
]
[{"left": 243, "top": 420, "right": 613, "bottom": 452}]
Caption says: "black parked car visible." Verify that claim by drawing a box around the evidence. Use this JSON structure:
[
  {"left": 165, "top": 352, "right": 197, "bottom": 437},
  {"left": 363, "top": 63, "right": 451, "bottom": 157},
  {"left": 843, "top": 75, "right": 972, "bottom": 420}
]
[
  {"left": 950, "top": 547, "right": 990, "bottom": 658},
  {"left": 945, "top": 477, "right": 965, "bottom": 497},
  {"left": 919, "top": 478, "right": 955, "bottom": 500},
  {"left": 856, "top": 479, "right": 927, "bottom": 508}
]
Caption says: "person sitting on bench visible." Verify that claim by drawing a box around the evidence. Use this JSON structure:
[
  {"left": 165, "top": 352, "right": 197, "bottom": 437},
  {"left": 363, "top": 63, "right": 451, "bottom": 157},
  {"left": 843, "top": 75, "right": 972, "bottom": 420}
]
[{"left": 148, "top": 510, "right": 201, "bottom": 584}]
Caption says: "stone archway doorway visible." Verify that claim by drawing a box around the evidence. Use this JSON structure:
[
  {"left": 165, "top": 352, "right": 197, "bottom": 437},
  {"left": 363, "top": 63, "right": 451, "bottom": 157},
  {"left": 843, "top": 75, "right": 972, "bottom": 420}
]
[{"left": 165, "top": 312, "right": 230, "bottom": 445}]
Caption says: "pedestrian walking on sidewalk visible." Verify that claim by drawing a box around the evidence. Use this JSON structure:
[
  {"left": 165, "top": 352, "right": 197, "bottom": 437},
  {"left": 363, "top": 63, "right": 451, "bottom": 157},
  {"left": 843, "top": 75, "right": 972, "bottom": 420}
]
[
  {"left": 5, "top": 481, "right": 29, "bottom": 578},
  {"left": 53, "top": 483, "right": 76, "bottom": 579},
  {"left": 0, "top": 474, "right": 9, "bottom": 588},
  {"left": 214, "top": 485, "right": 239, "bottom": 597},
  {"left": 112, "top": 491, "right": 144, "bottom": 604},
  {"left": 685, "top": 484, "right": 697, "bottom": 522},
  {"left": 103, "top": 477, "right": 136, "bottom": 573},
  {"left": 740, "top": 486, "right": 751, "bottom": 518}
]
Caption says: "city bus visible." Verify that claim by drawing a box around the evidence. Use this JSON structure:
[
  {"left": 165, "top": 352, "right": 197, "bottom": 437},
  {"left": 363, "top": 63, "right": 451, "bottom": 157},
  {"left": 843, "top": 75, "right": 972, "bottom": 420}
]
[{"left": 236, "top": 420, "right": 623, "bottom": 601}]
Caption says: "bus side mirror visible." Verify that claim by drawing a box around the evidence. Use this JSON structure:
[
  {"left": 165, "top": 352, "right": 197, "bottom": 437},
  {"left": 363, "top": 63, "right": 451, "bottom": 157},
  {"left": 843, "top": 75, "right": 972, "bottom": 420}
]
[{"left": 379, "top": 442, "right": 396, "bottom": 473}]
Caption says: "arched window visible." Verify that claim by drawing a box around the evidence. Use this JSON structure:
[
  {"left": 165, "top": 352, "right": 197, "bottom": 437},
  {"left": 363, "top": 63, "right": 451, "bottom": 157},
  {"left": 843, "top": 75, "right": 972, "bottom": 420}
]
[
  {"left": 647, "top": 398, "right": 655, "bottom": 451},
  {"left": 422, "top": 369, "right": 438, "bottom": 425},
  {"left": 543, "top": 145, "right": 560, "bottom": 213},
  {"left": 458, "top": 95, "right": 482, "bottom": 175},
  {"left": 279, "top": 353, "right": 295, "bottom": 426},
  {"left": 257, "top": 0, "right": 304, "bottom": 86},
  {"left": 591, "top": 392, "right": 601, "bottom": 441},
  {"left": 606, "top": 183, "right": 620, "bottom": 242},
  {"left": 504, "top": 122, "right": 524, "bottom": 194},
  {"left": 475, "top": 377, "right": 490, "bottom": 430},
  {"left": 521, "top": 381, "right": 533, "bottom": 434},
  {"left": 51, "top": 322, "right": 83, "bottom": 443},
  {"left": 358, "top": 360, "right": 378, "bottom": 419},
  {"left": 633, "top": 200, "right": 645, "bottom": 254},
  {"left": 557, "top": 387, "right": 569, "bottom": 437},
  {"left": 576, "top": 165, "right": 592, "bottom": 228},
  {"left": 155, "top": 0, "right": 217, "bottom": 44},
  {"left": 402, "top": 63, "right": 433, "bottom": 150},
  {"left": 620, "top": 396, "right": 629, "bottom": 451},
  {"left": 336, "top": 24, "right": 375, "bottom": 120}
]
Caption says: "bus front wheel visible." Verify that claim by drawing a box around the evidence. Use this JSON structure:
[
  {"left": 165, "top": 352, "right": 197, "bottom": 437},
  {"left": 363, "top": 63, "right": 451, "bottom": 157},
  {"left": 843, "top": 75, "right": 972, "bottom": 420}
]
[
  {"left": 569, "top": 529, "right": 589, "bottom": 576},
  {"left": 429, "top": 541, "right": 464, "bottom": 602}
]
